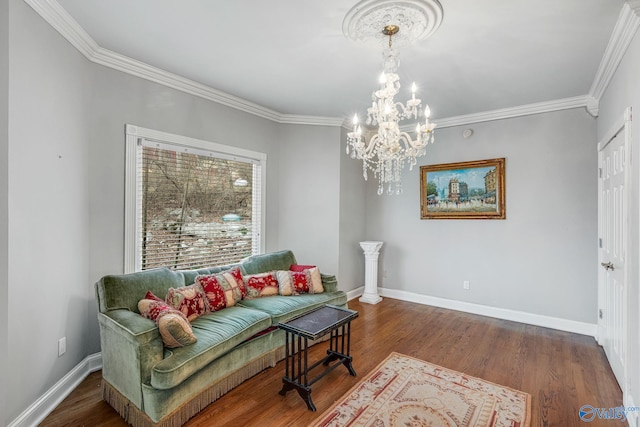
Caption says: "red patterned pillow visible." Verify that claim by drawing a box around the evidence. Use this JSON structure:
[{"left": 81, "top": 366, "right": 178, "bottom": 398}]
[
  {"left": 138, "top": 299, "right": 197, "bottom": 348},
  {"left": 145, "top": 291, "right": 164, "bottom": 302},
  {"left": 292, "top": 270, "right": 312, "bottom": 294},
  {"left": 276, "top": 270, "right": 313, "bottom": 295},
  {"left": 290, "top": 265, "right": 324, "bottom": 293},
  {"left": 223, "top": 267, "right": 247, "bottom": 299},
  {"left": 244, "top": 272, "right": 279, "bottom": 299},
  {"left": 165, "top": 284, "right": 210, "bottom": 321},
  {"left": 196, "top": 275, "right": 227, "bottom": 312},
  {"left": 196, "top": 272, "right": 242, "bottom": 307}
]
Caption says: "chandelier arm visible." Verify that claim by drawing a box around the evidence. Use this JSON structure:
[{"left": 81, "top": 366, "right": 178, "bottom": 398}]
[
  {"left": 398, "top": 132, "right": 428, "bottom": 149},
  {"left": 395, "top": 102, "right": 421, "bottom": 119},
  {"left": 352, "top": 135, "right": 379, "bottom": 158}
]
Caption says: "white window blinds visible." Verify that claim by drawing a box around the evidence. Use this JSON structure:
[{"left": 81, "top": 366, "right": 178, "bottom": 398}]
[{"left": 124, "top": 125, "right": 265, "bottom": 272}]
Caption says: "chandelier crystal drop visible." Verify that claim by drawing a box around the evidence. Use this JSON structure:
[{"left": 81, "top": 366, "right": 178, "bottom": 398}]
[{"left": 346, "top": 25, "right": 437, "bottom": 196}]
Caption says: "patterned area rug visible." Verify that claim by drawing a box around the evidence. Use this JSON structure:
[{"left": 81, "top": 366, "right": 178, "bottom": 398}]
[{"left": 311, "top": 352, "right": 531, "bottom": 427}]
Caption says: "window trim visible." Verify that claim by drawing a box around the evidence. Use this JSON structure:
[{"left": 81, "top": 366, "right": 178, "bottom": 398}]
[{"left": 124, "top": 124, "right": 266, "bottom": 273}]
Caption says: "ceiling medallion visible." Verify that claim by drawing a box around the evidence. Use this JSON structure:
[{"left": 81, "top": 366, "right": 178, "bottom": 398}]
[{"left": 342, "top": 0, "right": 444, "bottom": 48}]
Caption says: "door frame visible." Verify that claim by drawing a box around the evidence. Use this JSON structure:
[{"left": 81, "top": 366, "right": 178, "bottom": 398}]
[{"left": 597, "top": 106, "right": 632, "bottom": 398}]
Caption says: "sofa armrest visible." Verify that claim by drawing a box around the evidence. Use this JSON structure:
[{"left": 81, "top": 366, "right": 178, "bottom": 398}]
[
  {"left": 98, "top": 309, "right": 164, "bottom": 408},
  {"left": 321, "top": 274, "right": 339, "bottom": 293}
]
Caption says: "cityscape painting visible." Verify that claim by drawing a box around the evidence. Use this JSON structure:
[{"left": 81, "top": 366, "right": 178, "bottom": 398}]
[{"left": 420, "top": 158, "right": 506, "bottom": 219}]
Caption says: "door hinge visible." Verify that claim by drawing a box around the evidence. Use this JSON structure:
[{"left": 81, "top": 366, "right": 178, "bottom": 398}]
[
  {"left": 598, "top": 167, "right": 602, "bottom": 178},
  {"left": 599, "top": 309, "right": 603, "bottom": 319},
  {"left": 599, "top": 238, "right": 603, "bottom": 248}
]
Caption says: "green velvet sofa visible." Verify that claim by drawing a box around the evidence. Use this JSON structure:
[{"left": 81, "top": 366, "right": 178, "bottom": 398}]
[{"left": 95, "top": 250, "right": 348, "bottom": 427}]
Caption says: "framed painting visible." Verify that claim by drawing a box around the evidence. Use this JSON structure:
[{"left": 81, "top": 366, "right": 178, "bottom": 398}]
[{"left": 420, "top": 158, "right": 506, "bottom": 219}]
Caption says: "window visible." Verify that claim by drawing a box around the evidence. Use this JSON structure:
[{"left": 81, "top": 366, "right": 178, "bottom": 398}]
[{"left": 124, "top": 125, "right": 266, "bottom": 273}]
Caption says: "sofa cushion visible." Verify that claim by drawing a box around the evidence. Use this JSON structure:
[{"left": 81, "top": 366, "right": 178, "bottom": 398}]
[
  {"left": 97, "top": 267, "right": 185, "bottom": 313},
  {"left": 237, "top": 292, "right": 348, "bottom": 326},
  {"left": 150, "top": 306, "right": 272, "bottom": 389},
  {"left": 240, "top": 250, "right": 297, "bottom": 275}
]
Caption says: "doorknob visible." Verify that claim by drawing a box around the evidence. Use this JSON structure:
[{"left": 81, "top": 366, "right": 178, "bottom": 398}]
[{"left": 601, "top": 262, "right": 615, "bottom": 271}]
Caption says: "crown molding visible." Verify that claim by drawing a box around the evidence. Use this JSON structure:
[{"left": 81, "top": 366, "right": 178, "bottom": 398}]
[
  {"left": 22, "top": 0, "right": 341, "bottom": 127},
  {"left": 588, "top": 1, "right": 640, "bottom": 108},
  {"left": 276, "top": 114, "right": 345, "bottom": 126},
  {"left": 628, "top": 0, "right": 640, "bottom": 14},
  {"left": 433, "top": 96, "right": 590, "bottom": 129},
  {"left": 89, "top": 47, "right": 284, "bottom": 122},
  {"left": 23, "top": 0, "right": 99, "bottom": 58},
  {"left": 585, "top": 95, "right": 599, "bottom": 117},
  {"left": 24, "top": 0, "right": 627, "bottom": 129}
]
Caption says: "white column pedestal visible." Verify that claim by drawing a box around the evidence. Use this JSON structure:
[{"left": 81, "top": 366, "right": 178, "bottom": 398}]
[{"left": 359, "top": 241, "right": 384, "bottom": 305}]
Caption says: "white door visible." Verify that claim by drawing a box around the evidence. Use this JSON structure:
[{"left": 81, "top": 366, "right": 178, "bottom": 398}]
[{"left": 598, "top": 122, "right": 629, "bottom": 391}]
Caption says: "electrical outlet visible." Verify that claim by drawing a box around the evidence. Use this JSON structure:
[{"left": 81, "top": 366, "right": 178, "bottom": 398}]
[
  {"left": 463, "top": 280, "right": 470, "bottom": 290},
  {"left": 58, "top": 337, "right": 66, "bottom": 357},
  {"left": 383, "top": 269, "right": 387, "bottom": 279}
]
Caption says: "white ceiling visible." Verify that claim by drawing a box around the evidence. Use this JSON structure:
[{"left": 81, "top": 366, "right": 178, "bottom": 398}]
[{"left": 53, "top": 0, "right": 625, "bottom": 120}]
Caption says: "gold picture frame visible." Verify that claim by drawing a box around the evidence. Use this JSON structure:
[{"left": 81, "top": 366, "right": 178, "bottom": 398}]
[{"left": 420, "top": 158, "right": 506, "bottom": 220}]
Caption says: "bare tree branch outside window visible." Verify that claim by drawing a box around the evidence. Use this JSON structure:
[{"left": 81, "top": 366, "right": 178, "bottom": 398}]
[{"left": 140, "top": 147, "right": 254, "bottom": 270}]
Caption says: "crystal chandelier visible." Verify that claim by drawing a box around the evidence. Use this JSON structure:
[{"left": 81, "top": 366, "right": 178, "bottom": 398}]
[{"left": 346, "top": 25, "right": 437, "bottom": 196}]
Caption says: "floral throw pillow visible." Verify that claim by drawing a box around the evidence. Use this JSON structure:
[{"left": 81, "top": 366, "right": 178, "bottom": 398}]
[
  {"left": 290, "top": 265, "right": 324, "bottom": 294},
  {"left": 221, "top": 267, "right": 247, "bottom": 299},
  {"left": 244, "top": 272, "right": 279, "bottom": 299},
  {"left": 138, "top": 298, "right": 197, "bottom": 348},
  {"left": 196, "top": 273, "right": 242, "bottom": 307},
  {"left": 165, "top": 284, "right": 210, "bottom": 321},
  {"left": 196, "top": 275, "right": 227, "bottom": 312},
  {"left": 276, "top": 270, "right": 314, "bottom": 295}
]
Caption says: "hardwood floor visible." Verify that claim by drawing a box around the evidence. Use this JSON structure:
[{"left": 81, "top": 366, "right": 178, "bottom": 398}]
[{"left": 40, "top": 298, "right": 622, "bottom": 427}]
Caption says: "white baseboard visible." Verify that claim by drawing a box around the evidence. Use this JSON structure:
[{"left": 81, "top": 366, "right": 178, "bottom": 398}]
[
  {"left": 346, "top": 287, "right": 365, "bottom": 302},
  {"left": 8, "top": 353, "right": 102, "bottom": 427},
  {"left": 348, "top": 285, "right": 597, "bottom": 337}
]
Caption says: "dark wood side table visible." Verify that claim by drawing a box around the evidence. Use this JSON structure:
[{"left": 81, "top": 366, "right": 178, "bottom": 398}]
[{"left": 278, "top": 304, "right": 358, "bottom": 411}]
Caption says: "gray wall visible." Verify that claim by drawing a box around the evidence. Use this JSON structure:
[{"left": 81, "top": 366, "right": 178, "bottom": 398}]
[
  {"left": 597, "top": 28, "right": 640, "bottom": 414},
  {"left": 338, "top": 125, "right": 367, "bottom": 291},
  {"left": 365, "top": 108, "right": 598, "bottom": 323},
  {"left": 275, "top": 123, "right": 342, "bottom": 273},
  {"left": 0, "top": 0, "right": 9, "bottom": 425},
  {"left": 8, "top": 0, "right": 92, "bottom": 421}
]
